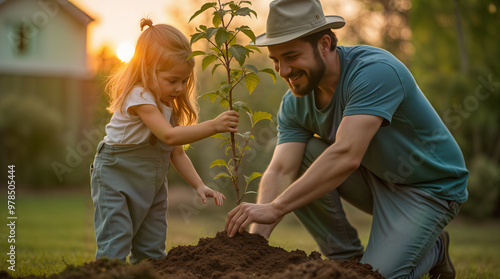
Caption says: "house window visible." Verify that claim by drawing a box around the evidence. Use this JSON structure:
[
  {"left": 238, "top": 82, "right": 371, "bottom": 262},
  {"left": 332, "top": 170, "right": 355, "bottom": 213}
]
[
  {"left": 17, "top": 24, "right": 28, "bottom": 53},
  {"left": 10, "top": 23, "right": 32, "bottom": 55}
]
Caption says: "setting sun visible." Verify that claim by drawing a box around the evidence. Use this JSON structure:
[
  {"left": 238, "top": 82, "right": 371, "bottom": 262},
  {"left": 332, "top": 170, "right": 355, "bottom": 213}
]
[{"left": 116, "top": 42, "right": 135, "bottom": 62}]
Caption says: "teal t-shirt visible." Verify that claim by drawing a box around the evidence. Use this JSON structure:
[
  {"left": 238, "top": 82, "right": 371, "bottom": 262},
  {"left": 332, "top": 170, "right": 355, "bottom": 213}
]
[{"left": 277, "top": 45, "right": 468, "bottom": 203}]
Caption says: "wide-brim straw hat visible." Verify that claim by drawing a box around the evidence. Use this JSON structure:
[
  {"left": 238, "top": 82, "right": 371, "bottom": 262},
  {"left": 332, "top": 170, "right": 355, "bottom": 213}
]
[{"left": 253, "top": 0, "right": 345, "bottom": 47}]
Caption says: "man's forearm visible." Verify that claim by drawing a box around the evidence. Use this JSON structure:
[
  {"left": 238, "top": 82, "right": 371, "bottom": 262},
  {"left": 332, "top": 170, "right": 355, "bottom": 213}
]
[
  {"left": 271, "top": 115, "right": 383, "bottom": 216},
  {"left": 256, "top": 169, "right": 295, "bottom": 204},
  {"left": 272, "top": 144, "right": 360, "bottom": 217}
]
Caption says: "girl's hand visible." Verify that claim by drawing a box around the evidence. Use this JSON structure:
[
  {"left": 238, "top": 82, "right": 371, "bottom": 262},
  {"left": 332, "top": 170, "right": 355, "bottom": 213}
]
[
  {"left": 196, "top": 185, "right": 226, "bottom": 207},
  {"left": 213, "top": 110, "right": 239, "bottom": 133}
]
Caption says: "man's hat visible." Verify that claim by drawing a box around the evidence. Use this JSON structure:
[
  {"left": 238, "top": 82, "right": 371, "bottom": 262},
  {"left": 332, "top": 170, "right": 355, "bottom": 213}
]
[{"left": 253, "top": 0, "right": 345, "bottom": 47}]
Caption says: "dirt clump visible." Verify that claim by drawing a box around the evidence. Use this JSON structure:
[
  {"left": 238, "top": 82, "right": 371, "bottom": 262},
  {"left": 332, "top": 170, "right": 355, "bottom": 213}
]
[
  {"left": 150, "top": 231, "right": 383, "bottom": 279},
  {"left": 1, "top": 231, "right": 384, "bottom": 279},
  {"left": 150, "top": 231, "right": 318, "bottom": 278},
  {"left": 0, "top": 259, "right": 162, "bottom": 279}
]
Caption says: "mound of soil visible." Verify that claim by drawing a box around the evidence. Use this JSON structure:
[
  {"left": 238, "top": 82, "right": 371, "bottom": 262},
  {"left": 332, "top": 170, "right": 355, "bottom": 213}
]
[
  {"left": 150, "top": 231, "right": 319, "bottom": 278},
  {"left": 1, "top": 231, "right": 384, "bottom": 279},
  {"left": 150, "top": 231, "right": 383, "bottom": 279}
]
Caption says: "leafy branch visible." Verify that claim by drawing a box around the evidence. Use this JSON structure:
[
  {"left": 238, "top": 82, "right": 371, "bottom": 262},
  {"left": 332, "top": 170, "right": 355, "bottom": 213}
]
[{"left": 189, "top": 0, "right": 275, "bottom": 205}]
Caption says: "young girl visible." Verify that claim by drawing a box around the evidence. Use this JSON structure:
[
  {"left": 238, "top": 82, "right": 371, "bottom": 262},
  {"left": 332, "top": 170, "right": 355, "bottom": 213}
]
[{"left": 90, "top": 18, "right": 239, "bottom": 264}]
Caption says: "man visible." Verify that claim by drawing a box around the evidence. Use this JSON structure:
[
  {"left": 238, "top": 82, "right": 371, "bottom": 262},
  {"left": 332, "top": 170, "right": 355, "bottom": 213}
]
[{"left": 225, "top": 0, "right": 468, "bottom": 278}]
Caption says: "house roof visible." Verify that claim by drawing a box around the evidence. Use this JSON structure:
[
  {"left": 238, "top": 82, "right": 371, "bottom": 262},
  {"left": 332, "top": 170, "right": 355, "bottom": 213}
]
[
  {"left": 60, "top": 0, "right": 95, "bottom": 25},
  {"left": 0, "top": 0, "right": 94, "bottom": 25}
]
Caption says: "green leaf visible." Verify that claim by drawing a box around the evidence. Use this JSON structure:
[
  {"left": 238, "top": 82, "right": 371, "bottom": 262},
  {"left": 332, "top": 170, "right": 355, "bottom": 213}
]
[
  {"left": 202, "top": 54, "right": 218, "bottom": 71},
  {"left": 211, "top": 133, "right": 228, "bottom": 139},
  {"left": 187, "top": 51, "right": 205, "bottom": 60},
  {"left": 237, "top": 26, "right": 256, "bottom": 43},
  {"left": 202, "top": 91, "right": 219, "bottom": 103},
  {"left": 248, "top": 172, "right": 263, "bottom": 183},
  {"left": 244, "top": 172, "right": 262, "bottom": 184},
  {"left": 234, "top": 7, "right": 252, "bottom": 17},
  {"left": 252, "top": 111, "right": 272, "bottom": 125},
  {"left": 220, "top": 83, "right": 232, "bottom": 94},
  {"left": 229, "top": 3, "right": 239, "bottom": 11},
  {"left": 237, "top": 145, "right": 245, "bottom": 154},
  {"left": 210, "top": 159, "right": 227, "bottom": 168},
  {"left": 244, "top": 72, "right": 259, "bottom": 94},
  {"left": 245, "top": 45, "right": 261, "bottom": 53},
  {"left": 205, "top": 27, "right": 219, "bottom": 40},
  {"left": 228, "top": 35, "right": 237, "bottom": 46},
  {"left": 211, "top": 63, "right": 222, "bottom": 76},
  {"left": 229, "top": 44, "right": 247, "bottom": 66},
  {"left": 232, "top": 101, "right": 244, "bottom": 112},
  {"left": 213, "top": 10, "right": 222, "bottom": 27},
  {"left": 190, "top": 32, "right": 206, "bottom": 46},
  {"left": 189, "top": 2, "right": 217, "bottom": 22},
  {"left": 233, "top": 101, "right": 251, "bottom": 114},
  {"left": 249, "top": 172, "right": 262, "bottom": 181},
  {"left": 215, "top": 28, "right": 230, "bottom": 47},
  {"left": 231, "top": 69, "right": 243, "bottom": 80},
  {"left": 244, "top": 64, "right": 259, "bottom": 73},
  {"left": 214, "top": 172, "right": 231, "bottom": 180},
  {"left": 219, "top": 98, "right": 229, "bottom": 109},
  {"left": 260, "top": 68, "right": 277, "bottom": 83}
]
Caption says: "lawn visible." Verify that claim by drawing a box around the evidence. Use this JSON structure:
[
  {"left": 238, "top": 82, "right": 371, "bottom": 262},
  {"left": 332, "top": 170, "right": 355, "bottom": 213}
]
[{"left": 0, "top": 188, "right": 499, "bottom": 278}]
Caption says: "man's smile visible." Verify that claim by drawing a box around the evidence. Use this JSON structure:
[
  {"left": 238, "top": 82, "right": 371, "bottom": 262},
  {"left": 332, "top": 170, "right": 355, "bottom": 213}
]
[{"left": 287, "top": 71, "right": 305, "bottom": 85}]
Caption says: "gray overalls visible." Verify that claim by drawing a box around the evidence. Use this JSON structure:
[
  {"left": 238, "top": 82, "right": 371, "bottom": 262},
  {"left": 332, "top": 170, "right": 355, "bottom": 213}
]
[{"left": 90, "top": 136, "right": 173, "bottom": 263}]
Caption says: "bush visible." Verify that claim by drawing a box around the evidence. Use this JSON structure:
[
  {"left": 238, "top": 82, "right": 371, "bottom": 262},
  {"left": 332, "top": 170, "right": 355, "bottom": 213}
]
[
  {"left": 460, "top": 155, "right": 500, "bottom": 219},
  {"left": 0, "top": 91, "right": 65, "bottom": 186}
]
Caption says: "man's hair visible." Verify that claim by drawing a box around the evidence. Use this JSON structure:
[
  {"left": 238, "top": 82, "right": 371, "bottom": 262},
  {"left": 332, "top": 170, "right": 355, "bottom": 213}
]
[{"left": 299, "top": 29, "right": 338, "bottom": 51}]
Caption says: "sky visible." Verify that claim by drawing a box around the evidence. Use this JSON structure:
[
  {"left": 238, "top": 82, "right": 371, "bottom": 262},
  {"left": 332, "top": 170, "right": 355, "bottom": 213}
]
[
  {"left": 72, "top": 0, "right": 179, "bottom": 54},
  {"left": 70, "top": 0, "right": 271, "bottom": 59},
  {"left": 68, "top": 0, "right": 363, "bottom": 61}
]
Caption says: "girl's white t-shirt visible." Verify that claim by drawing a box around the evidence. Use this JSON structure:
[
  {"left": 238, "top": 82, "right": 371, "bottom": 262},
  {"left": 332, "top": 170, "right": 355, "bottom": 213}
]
[{"left": 104, "top": 86, "right": 172, "bottom": 145}]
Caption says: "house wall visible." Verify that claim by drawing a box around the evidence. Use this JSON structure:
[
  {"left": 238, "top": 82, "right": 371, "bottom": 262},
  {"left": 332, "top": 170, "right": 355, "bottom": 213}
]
[
  {"left": 0, "top": 0, "right": 89, "bottom": 77},
  {"left": 0, "top": 0, "right": 100, "bottom": 186}
]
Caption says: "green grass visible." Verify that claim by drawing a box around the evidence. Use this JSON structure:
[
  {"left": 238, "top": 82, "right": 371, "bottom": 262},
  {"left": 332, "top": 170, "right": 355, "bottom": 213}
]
[{"left": 0, "top": 190, "right": 499, "bottom": 278}]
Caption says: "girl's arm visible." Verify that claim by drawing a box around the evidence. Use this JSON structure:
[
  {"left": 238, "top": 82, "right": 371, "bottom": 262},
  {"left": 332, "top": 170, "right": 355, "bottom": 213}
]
[
  {"left": 132, "top": 104, "right": 239, "bottom": 146},
  {"left": 170, "top": 145, "right": 226, "bottom": 206}
]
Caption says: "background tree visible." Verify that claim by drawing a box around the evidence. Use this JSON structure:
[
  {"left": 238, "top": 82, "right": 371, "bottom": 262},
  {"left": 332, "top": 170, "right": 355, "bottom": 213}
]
[{"left": 410, "top": 0, "right": 500, "bottom": 218}]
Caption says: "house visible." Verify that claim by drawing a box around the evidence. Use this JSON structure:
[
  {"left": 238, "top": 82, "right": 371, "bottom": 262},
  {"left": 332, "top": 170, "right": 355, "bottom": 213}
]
[
  {"left": 0, "top": 0, "right": 94, "bottom": 76},
  {"left": 0, "top": 0, "right": 98, "bottom": 185}
]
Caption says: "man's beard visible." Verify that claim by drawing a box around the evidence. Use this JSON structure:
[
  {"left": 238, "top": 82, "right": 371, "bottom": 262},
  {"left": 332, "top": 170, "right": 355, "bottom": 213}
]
[{"left": 286, "top": 48, "right": 326, "bottom": 97}]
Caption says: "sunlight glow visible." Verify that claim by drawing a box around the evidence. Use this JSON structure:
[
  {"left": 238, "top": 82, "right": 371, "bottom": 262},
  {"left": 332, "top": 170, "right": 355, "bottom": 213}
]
[{"left": 116, "top": 42, "right": 134, "bottom": 62}]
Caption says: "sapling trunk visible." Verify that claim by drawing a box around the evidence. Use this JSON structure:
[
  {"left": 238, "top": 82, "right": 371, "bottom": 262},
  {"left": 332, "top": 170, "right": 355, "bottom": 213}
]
[{"left": 227, "top": 66, "right": 240, "bottom": 204}]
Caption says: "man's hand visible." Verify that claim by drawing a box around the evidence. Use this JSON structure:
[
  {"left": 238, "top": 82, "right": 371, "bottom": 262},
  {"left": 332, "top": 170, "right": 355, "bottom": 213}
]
[{"left": 225, "top": 202, "right": 283, "bottom": 237}]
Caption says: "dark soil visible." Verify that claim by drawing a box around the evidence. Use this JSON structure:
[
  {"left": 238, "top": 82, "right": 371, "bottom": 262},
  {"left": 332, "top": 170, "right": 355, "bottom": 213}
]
[{"left": 1, "top": 231, "right": 383, "bottom": 279}]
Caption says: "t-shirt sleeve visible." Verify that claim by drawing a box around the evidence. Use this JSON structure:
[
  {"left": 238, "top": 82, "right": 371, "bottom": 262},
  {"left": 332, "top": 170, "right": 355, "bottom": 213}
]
[
  {"left": 124, "top": 87, "right": 157, "bottom": 115},
  {"left": 276, "top": 95, "right": 314, "bottom": 145},
  {"left": 343, "top": 62, "right": 405, "bottom": 126}
]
